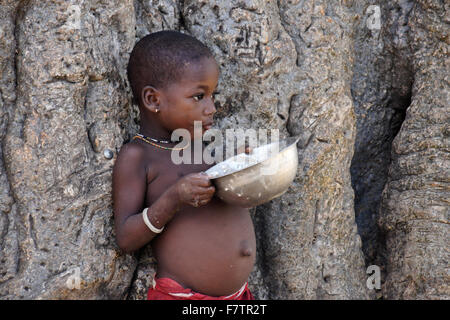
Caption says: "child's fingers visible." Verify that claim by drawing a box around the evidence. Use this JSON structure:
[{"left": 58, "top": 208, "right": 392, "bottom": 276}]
[
  {"left": 178, "top": 175, "right": 210, "bottom": 189},
  {"left": 190, "top": 173, "right": 212, "bottom": 187},
  {"left": 199, "top": 198, "right": 212, "bottom": 206},
  {"left": 202, "top": 186, "right": 215, "bottom": 195},
  {"left": 190, "top": 196, "right": 210, "bottom": 207},
  {"left": 193, "top": 185, "right": 215, "bottom": 197},
  {"left": 192, "top": 196, "right": 213, "bottom": 207},
  {"left": 189, "top": 186, "right": 215, "bottom": 206}
]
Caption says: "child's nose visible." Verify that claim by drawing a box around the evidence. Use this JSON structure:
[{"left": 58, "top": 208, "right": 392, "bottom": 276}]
[{"left": 204, "top": 98, "right": 216, "bottom": 115}]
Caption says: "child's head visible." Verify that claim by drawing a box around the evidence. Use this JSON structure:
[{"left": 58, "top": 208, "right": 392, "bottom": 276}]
[
  {"left": 127, "top": 30, "right": 214, "bottom": 106},
  {"left": 127, "top": 30, "right": 219, "bottom": 137}
]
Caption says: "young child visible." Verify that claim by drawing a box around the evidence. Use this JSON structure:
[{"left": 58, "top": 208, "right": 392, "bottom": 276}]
[{"left": 113, "top": 31, "right": 256, "bottom": 300}]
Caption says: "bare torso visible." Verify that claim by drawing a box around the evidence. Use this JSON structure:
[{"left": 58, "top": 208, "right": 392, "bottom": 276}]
[{"left": 143, "top": 142, "right": 256, "bottom": 296}]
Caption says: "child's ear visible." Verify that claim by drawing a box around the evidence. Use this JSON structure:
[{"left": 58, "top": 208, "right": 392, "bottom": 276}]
[{"left": 141, "top": 85, "right": 161, "bottom": 113}]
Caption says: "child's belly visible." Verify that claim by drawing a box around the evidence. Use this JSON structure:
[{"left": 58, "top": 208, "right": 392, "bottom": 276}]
[{"left": 151, "top": 197, "right": 256, "bottom": 297}]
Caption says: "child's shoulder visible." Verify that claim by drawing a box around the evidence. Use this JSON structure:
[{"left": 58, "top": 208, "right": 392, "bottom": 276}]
[
  {"left": 114, "top": 140, "right": 147, "bottom": 174},
  {"left": 117, "top": 140, "right": 145, "bottom": 159}
]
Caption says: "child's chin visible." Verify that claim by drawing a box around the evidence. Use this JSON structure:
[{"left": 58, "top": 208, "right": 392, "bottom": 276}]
[{"left": 180, "top": 126, "right": 211, "bottom": 140}]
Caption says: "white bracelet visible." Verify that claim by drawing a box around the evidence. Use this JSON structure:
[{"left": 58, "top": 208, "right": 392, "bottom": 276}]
[{"left": 142, "top": 208, "right": 164, "bottom": 234}]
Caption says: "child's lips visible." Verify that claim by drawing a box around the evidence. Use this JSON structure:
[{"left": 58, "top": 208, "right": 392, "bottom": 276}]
[{"left": 203, "top": 121, "right": 213, "bottom": 130}]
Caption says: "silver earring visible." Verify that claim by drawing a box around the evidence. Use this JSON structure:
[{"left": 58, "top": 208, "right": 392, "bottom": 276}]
[{"left": 155, "top": 108, "right": 160, "bottom": 113}]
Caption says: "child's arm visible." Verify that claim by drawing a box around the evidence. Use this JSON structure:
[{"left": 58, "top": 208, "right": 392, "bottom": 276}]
[{"left": 112, "top": 143, "right": 215, "bottom": 253}]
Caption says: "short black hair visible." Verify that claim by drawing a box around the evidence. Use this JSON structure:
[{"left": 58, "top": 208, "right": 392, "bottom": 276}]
[{"left": 127, "top": 30, "right": 214, "bottom": 105}]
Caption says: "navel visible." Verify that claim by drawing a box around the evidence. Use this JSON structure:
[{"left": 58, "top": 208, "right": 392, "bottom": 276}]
[{"left": 239, "top": 240, "right": 253, "bottom": 257}]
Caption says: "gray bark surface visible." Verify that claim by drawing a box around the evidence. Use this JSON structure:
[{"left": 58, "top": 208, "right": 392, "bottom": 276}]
[{"left": 0, "top": 0, "right": 447, "bottom": 299}]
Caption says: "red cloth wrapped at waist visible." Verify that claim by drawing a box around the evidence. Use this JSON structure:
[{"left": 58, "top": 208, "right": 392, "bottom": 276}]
[{"left": 147, "top": 276, "right": 254, "bottom": 300}]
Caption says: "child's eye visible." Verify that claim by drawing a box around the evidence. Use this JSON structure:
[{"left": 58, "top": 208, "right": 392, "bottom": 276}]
[{"left": 193, "top": 94, "right": 204, "bottom": 101}]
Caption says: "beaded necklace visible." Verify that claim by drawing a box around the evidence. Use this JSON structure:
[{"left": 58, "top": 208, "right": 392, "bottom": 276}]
[{"left": 133, "top": 133, "right": 189, "bottom": 151}]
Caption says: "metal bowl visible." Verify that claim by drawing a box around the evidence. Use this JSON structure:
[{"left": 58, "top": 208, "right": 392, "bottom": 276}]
[{"left": 205, "top": 136, "right": 300, "bottom": 208}]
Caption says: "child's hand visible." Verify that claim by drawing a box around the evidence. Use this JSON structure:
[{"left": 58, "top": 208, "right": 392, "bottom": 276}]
[{"left": 174, "top": 172, "right": 215, "bottom": 207}]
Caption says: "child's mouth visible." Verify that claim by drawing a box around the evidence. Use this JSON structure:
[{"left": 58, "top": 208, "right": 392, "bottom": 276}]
[{"left": 203, "top": 122, "right": 213, "bottom": 130}]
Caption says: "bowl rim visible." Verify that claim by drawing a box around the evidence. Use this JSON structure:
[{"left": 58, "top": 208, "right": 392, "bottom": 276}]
[{"left": 205, "top": 135, "right": 300, "bottom": 180}]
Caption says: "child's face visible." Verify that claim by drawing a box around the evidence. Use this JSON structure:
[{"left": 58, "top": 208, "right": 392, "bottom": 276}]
[{"left": 157, "top": 57, "right": 219, "bottom": 138}]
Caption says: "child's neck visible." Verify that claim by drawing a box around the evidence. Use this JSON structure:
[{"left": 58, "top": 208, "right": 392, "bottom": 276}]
[{"left": 139, "top": 117, "right": 173, "bottom": 142}]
